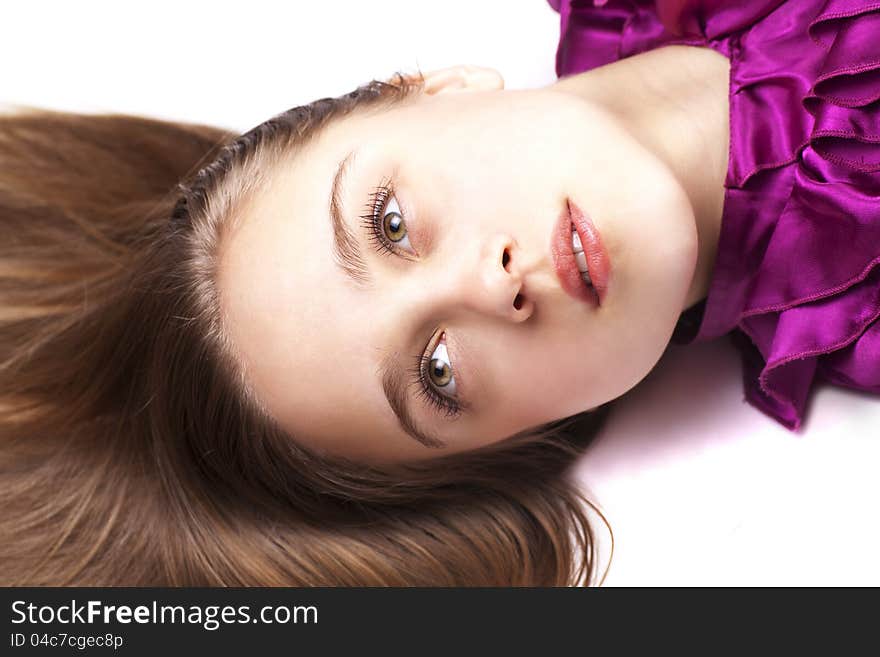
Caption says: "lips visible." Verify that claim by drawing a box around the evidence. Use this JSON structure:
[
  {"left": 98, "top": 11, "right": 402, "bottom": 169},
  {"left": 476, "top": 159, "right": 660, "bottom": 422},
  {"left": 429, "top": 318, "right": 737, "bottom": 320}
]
[{"left": 551, "top": 198, "right": 611, "bottom": 308}]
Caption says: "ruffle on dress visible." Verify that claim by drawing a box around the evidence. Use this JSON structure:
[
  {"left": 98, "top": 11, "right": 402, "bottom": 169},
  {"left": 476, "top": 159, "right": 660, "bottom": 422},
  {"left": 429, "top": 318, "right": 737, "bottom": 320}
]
[{"left": 549, "top": 0, "right": 880, "bottom": 430}]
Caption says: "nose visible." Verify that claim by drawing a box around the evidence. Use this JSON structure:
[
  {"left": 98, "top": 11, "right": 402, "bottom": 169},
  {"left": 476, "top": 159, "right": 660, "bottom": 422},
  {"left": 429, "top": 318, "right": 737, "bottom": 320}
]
[{"left": 444, "top": 232, "right": 534, "bottom": 322}]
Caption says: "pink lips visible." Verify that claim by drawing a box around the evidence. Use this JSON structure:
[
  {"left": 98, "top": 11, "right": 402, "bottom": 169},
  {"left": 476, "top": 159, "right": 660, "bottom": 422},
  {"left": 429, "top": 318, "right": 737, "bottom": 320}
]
[{"left": 551, "top": 198, "right": 611, "bottom": 307}]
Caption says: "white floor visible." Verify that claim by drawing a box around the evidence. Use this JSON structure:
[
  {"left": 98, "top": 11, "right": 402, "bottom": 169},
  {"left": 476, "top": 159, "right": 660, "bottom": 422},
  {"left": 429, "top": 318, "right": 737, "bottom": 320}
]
[
  {"left": 5, "top": 0, "right": 878, "bottom": 586},
  {"left": 574, "top": 337, "right": 880, "bottom": 586}
]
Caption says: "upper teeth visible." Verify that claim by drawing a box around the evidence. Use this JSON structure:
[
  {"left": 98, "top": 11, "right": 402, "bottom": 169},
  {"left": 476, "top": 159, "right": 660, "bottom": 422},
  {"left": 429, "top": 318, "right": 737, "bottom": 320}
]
[{"left": 571, "top": 225, "right": 592, "bottom": 286}]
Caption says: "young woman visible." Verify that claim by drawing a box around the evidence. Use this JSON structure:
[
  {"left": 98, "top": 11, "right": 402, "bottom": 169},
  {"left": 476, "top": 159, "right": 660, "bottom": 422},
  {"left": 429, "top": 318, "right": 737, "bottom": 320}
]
[{"left": 1, "top": 0, "right": 877, "bottom": 585}]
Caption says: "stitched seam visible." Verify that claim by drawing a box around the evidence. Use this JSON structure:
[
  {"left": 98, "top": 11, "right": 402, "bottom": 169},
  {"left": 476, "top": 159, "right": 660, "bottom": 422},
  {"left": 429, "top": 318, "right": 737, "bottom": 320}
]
[
  {"left": 811, "top": 133, "right": 880, "bottom": 171},
  {"left": 816, "top": 59, "right": 880, "bottom": 83},
  {"left": 726, "top": 35, "right": 739, "bottom": 189},
  {"left": 735, "top": 143, "right": 806, "bottom": 187},
  {"left": 813, "top": 130, "right": 880, "bottom": 140},
  {"left": 742, "top": 255, "right": 880, "bottom": 316},
  {"left": 754, "top": 303, "right": 880, "bottom": 370},
  {"left": 812, "top": 92, "right": 880, "bottom": 108},
  {"left": 813, "top": 60, "right": 880, "bottom": 107},
  {"left": 736, "top": 323, "right": 798, "bottom": 411},
  {"left": 808, "top": 3, "right": 880, "bottom": 48}
]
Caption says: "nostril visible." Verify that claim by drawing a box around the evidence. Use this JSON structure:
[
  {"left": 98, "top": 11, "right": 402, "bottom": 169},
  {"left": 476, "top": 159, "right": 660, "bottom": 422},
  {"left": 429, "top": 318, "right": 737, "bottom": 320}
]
[
  {"left": 513, "top": 293, "right": 524, "bottom": 310},
  {"left": 502, "top": 248, "right": 510, "bottom": 270}
]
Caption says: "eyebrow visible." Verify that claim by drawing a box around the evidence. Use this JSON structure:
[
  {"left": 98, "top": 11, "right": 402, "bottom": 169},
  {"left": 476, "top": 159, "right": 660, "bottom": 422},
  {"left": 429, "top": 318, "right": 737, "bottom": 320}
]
[
  {"left": 379, "top": 351, "right": 448, "bottom": 449},
  {"left": 330, "top": 150, "right": 372, "bottom": 288},
  {"left": 329, "top": 151, "right": 447, "bottom": 450}
]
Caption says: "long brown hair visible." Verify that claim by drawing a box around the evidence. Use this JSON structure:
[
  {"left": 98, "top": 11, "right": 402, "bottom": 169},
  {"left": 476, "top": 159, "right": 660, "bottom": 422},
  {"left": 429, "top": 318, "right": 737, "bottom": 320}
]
[{"left": 0, "top": 74, "right": 614, "bottom": 586}]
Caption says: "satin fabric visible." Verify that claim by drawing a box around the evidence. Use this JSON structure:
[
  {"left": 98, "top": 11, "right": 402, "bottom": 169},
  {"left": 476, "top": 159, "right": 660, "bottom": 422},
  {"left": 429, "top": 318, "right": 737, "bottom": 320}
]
[{"left": 548, "top": 0, "right": 880, "bottom": 430}]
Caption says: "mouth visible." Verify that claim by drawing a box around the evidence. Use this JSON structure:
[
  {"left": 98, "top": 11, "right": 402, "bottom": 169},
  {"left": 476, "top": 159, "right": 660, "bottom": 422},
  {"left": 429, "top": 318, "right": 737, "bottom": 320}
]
[{"left": 550, "top": 198, "right": 611, "bottom": 308}]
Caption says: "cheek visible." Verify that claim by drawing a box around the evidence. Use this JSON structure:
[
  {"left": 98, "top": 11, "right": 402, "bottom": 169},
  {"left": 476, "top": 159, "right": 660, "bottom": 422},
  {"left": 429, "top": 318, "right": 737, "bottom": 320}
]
[{"left": 486, "top": 334, "right": 583, "bottom": 422}]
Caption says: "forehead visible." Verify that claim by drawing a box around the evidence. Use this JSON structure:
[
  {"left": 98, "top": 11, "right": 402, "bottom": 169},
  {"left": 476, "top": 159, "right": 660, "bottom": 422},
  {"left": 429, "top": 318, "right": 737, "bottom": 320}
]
[{"left": 216, "top": 109, "right": 414, "bottom": 461}]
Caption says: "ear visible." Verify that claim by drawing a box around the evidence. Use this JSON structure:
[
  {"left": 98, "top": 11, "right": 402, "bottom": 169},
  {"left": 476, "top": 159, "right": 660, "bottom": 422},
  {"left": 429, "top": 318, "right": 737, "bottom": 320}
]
[{"left": 418, "top": 65, "right": 505, "bottom": 95}]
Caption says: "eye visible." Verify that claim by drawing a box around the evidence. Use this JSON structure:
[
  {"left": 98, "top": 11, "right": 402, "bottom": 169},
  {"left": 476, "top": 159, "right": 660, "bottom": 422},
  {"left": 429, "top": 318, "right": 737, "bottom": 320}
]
[
  {"left": 413, "top": 333, "right": 468, "bottom": 418},
  {"left": 381, "top": 197, "right": 413, "bottom": 251},
  {"left": 361, "top": 180, "right": 416, "bottom": 256},
  {"left": 427, "top": 338, "right": 457, "bottom": 397}
]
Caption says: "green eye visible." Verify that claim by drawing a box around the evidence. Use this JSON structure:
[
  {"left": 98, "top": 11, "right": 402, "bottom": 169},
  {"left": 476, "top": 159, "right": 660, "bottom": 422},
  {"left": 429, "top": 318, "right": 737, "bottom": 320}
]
[{"left": 383, "top": 210, "right": 406, "bottom": 242}]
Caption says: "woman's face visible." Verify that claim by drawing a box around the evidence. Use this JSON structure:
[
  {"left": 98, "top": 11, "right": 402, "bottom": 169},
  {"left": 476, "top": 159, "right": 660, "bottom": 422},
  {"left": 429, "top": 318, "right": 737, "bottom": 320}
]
[{"left": 219, "top": 66, "right": 698, "bottom": 464}]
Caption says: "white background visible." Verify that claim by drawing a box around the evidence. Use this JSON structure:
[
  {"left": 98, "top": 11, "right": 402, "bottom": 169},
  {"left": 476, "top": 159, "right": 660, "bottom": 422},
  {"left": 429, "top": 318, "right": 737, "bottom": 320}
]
[
  {"left": 2, "top": 0, "right": 559, "bottom": 131},
  {"left": 4, "top": 0, "right": 879, "bottom": 586}
]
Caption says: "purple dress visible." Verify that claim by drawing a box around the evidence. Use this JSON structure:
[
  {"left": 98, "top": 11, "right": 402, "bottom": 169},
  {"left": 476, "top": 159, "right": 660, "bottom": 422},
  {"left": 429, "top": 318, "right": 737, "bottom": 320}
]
[{"left": 548, "top": 0, "right": 880, "bottom": 431}]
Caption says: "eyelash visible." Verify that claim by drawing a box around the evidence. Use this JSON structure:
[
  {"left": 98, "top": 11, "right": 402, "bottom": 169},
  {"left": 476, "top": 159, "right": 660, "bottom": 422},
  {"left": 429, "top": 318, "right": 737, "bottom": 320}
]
[
  {"left": 408, "top": 336, "right": 462, "bottom": 419},
  {"left": 359, "top": 179, "right": 463, "bottom": 420},
  {"left": 359, "top": 176, "right": 400, "bottom": 258}
]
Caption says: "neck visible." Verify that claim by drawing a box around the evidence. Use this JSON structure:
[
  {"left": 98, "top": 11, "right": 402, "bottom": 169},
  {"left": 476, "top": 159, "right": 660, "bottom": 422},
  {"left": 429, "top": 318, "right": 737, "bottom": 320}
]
[{"left": 549, "top": 44, "right": 730, "bottom": 312}]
